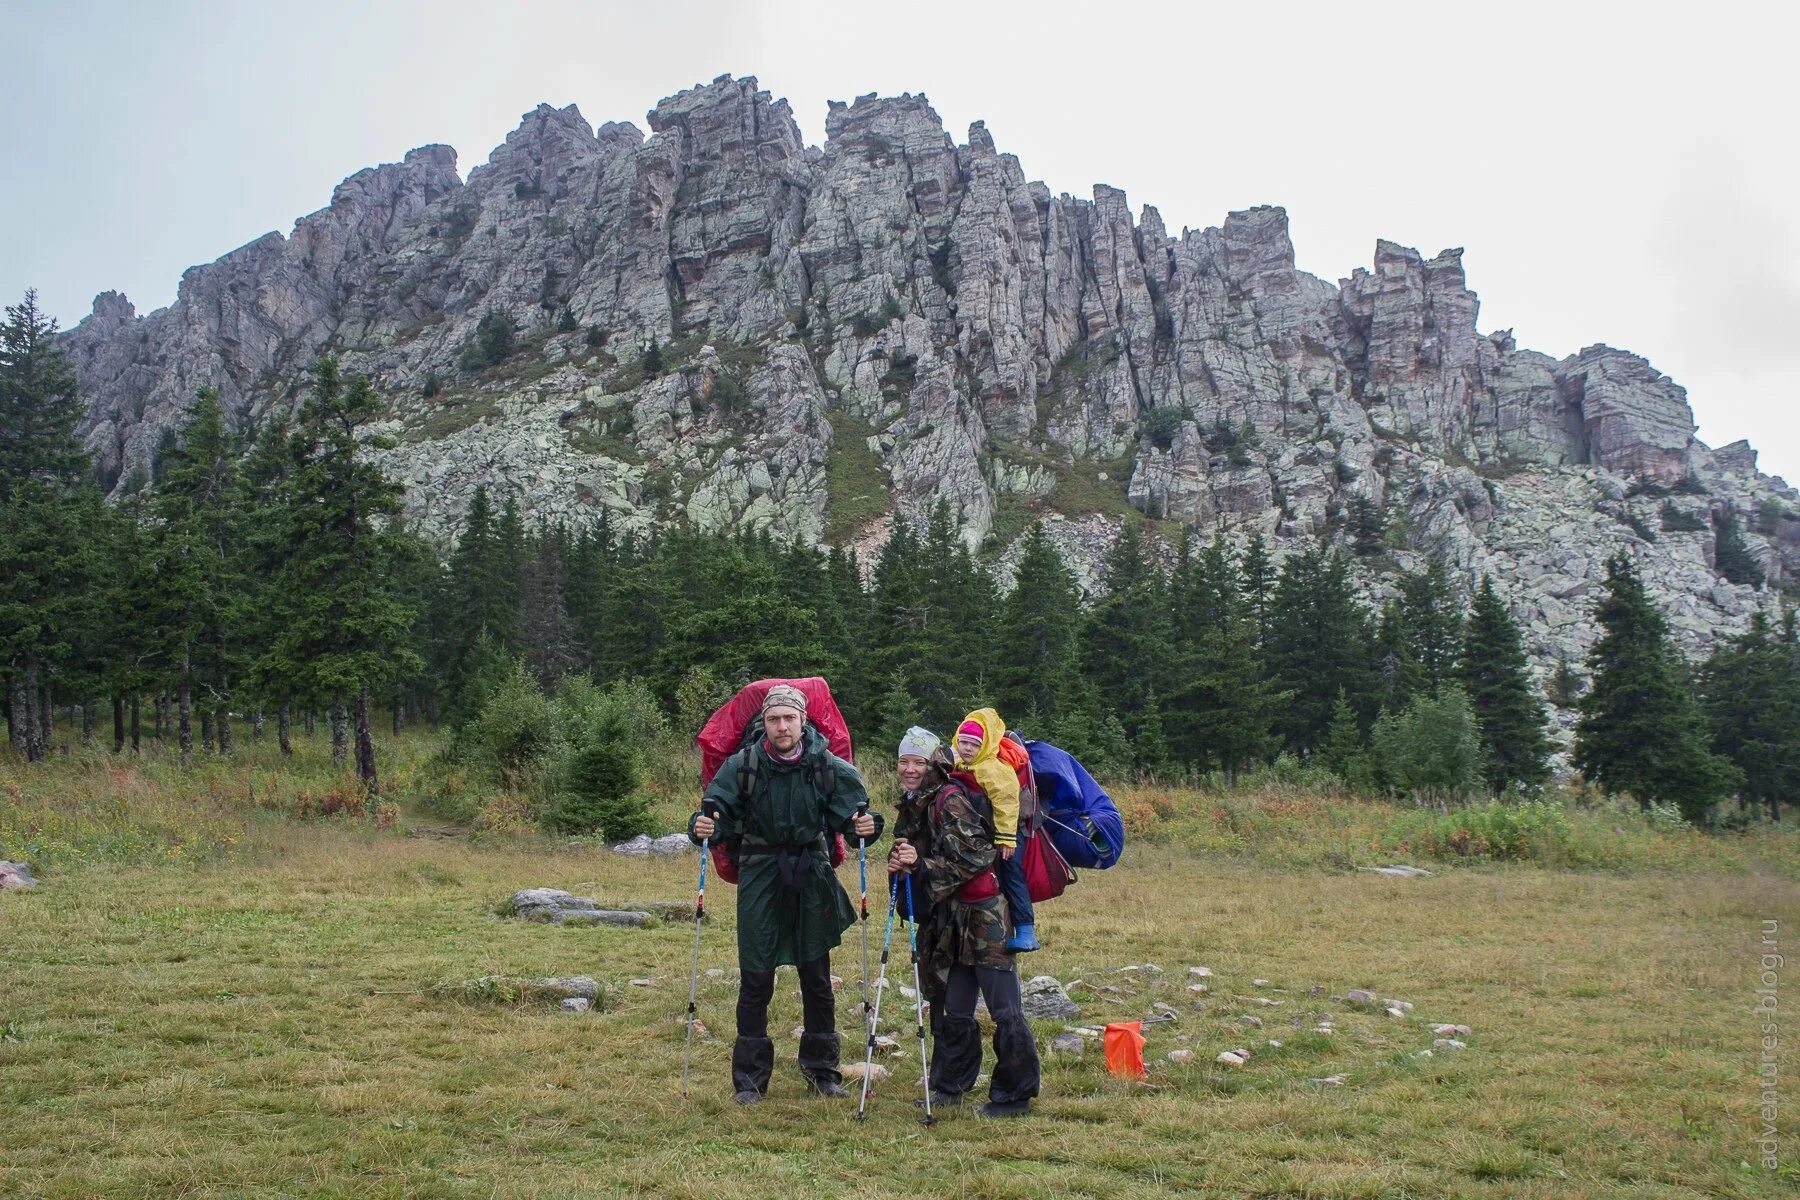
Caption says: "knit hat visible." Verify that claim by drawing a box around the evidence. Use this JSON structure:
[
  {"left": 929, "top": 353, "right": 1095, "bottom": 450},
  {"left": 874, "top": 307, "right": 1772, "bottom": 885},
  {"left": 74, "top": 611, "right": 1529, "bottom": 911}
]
[
  {"left": 956, "top": 720, "right": 985, "bottom": 741},
  {"left": 897, "top": 726, "right": 940, "bottom": 761},
  {"left": 761, "top": 683, "right": 808, "bottom": 718}
]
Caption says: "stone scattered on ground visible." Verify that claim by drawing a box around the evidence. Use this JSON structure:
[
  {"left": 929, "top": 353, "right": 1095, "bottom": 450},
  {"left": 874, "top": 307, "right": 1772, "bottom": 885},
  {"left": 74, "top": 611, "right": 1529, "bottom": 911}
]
[
  {"left": 1413, "top": 1048, "right": 1435, "bottom": 1059},
  {"left": 1020, "top": 976, "right": 1080, "bottom": 1021},
  {"left": 898, "top": 985, "right": 918, "bottom": 1002},
  {"left": 1266, "top": 1039, "right": 1282, "bottom": 1048},
  {"left": 1345, "top": 989, "right": 1380, "bottom": 1005},
  {"left": 1237, "top": 1014, "right": 1263, "bottom": 1028},
  {"left": 829, "top": 974, "right": 844, "bottom": 992},
  {"left": 559, "top": 997, "right": 591, "bottom": 1013},
  {"left": 1167, "top": 1048, "right": 1195, "bottom": 1063},
  {"left": 1364, "top": 864, "right": 1434, "bottom": 877},
  {"left": 1050, "top": 1033, "right": 1085, "bottom": 1055},
  {"left": 1431, "top": 1023, "right": 1472, "bottom": 1036},
  {"left": 0, "top": 861, "right": 36, "bottom": 891},
  {"left": 1188, "top": 966, "right": 1214, "bottom": 979},
  {"left": 1187, "top": 983, "right": 1210, "bottom": 996},
  {"left": 841, "top": 1062, "right": 889, "bottom": 1084},
  {"left": 1217, "top": 1050, "right": 1248, "bottom": 1067},
  {"left": 1433, "top": 1038, "right": 1468, "bottom": 1051},
  {"left": 1308, "top": 985, "right": 1327, "bottom": 997},
  {"left": 687, "top": 1019, "right": 709, "bottom": 1039},
  {"left": 1252, "top": 978, "right": 1270, "bottom": 987},
  {"left": 610, "top": 833, "right": 696, "bottom": 856},
  {"left": 506, "top": 888, "right": 703, "bottom": 927},
  {"left": 1384, "top": 1005, "right": 1409, "bottom": 1020},
  {"left": 873, "top": 1035, "right": 902, "bottom": 1055},
  {"left": 1383, "top": 998, "right": 1413, "bottom": 1013},
  {"left": 628, "top": 976, "right": 662, "bottom": 988},
  {"left": 1309, "top": 1074, "right": 1347, "bottom": 1087},
  {"left": 1152, "top": 1002, "right": 1179, "bottom": 1016},
  {"left": 704, "top": 968, "right": 726, "bottom": 980},
  {"left": 1250, "top": 997, "right": 1283, "bottom": 1007}
]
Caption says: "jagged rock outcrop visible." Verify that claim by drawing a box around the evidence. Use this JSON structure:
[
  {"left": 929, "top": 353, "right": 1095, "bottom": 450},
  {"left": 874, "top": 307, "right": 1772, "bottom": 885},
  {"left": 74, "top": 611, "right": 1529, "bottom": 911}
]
[{"left": 61, "top": 74, "right": 1796, "bottom": 672}]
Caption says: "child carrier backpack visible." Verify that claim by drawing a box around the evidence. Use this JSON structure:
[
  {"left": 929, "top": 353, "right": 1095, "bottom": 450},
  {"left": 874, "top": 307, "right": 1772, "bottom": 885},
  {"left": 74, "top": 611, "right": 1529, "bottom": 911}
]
[
  {"left": 1000, "top": 731, "right": 1076, "bottom": 902},
  {"left": 695, "top": 678, "right": 854, "bottom": 885}
]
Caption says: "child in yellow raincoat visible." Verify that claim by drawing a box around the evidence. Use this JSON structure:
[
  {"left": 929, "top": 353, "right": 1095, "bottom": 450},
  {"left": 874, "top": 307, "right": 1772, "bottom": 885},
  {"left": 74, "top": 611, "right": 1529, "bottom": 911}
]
[{"left": 954, "top": 708, "right": 1038, "bottom": 952}]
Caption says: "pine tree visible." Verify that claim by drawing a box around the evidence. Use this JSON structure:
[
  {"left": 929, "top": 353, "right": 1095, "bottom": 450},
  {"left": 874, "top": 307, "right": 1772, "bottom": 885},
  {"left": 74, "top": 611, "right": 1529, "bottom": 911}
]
[
  {"left": 259, "top": 358, "right": 422, "bottom": 789},
  {"left": 1167, "top": 534, "right": 1282, "bottom": 779},
  {"left": 1081, "top": 523, "right": 1174, "bottom": 735},
  {"left": 1575, "top": 552, "right": 1738, "bottom": 821},
  {"left": 1265, "top": 545, "right": 1374, "bottom": 754},
  {"left": 1239, "top": 532, "right": 1275, "bottom": 649},
  {"left": 1400, "top": 559, "right": 1464, "bottom": 690},
  {"left": 1372, "top": 598, "right": 1424, "bottom": 711},
  {"left": 1712, "top": 511, "right": 1762, "bottom": 587},
  {"left": 1698, "top": 611, "right": 1800, "bottom": 820},
  {"left": 1546, "top": 660, "right": 1584, "bottom": 708},
  {"left": 1459, "top": 577, "right": 1551, "bottom": 793},
  {"left": 992, "top": 524, "right": 1082, "bottom": 723},
  {"left": 1321, "top": 691, "right": 1366, "bottom": 780},
  {"left": 0, "top": 290, "right": 94, "bottom": 762}
]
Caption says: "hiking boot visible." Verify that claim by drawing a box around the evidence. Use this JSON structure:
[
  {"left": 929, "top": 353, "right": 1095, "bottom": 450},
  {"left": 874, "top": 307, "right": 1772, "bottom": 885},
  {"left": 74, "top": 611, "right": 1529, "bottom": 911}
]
[
  {"left": 1005, "top": 924, "right": 1040, "bottom": 953},
  {"left": 806, "top": 1078, "right": 851, "bottom": 1099},
  {"left": 977, "top": 1099, "right": 1032, "bottom": 1118},
  {"left": 734, "top": 1089, "right": 764, "bottom": 1106},
  {"left": 914, "top": 1091, "right": 964, "bottom": 1109}
]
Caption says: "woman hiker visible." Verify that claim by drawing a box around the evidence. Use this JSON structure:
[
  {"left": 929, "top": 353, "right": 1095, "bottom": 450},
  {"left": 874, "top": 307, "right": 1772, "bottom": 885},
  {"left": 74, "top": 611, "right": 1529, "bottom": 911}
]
[
  {"left": 890, "top": 726, "right": 1041, "bottom": 1117},
  {"left": 689, "top": 684, "right": 881, "bottom": 1103}
]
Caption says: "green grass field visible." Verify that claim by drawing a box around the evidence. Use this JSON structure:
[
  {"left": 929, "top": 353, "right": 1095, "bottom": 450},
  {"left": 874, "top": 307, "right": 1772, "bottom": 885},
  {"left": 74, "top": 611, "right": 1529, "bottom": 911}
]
[{"left": 2, "top": 733, "right": 1797, "bottom": 1197}]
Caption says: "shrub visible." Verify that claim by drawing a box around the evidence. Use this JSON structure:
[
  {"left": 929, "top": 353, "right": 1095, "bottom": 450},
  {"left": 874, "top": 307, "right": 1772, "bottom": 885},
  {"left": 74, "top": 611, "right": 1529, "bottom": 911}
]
[
  {"left": 420, "top": 371, "right": 441, "bottom": 399},
  {"left": 547, "top": 742, "right": 649, "bottom": 838},
  {"left": 461, "top": 664, "right": 555, "bottom": 787},
  {"left": 1370, "top": 687, "right": 1485, "bottom": 802},
  {"left": 1660, "top": 503, "right": 1707, "bottom": 533},
  {"left": 1141, "top": 406, "right": 1186, "bottom": 451},
  {"left": 458, "top": 311, "right": 516, "bottom": 372},
  {"left": 1385, "top": 799, "right": 1573, "bottom": 861}
]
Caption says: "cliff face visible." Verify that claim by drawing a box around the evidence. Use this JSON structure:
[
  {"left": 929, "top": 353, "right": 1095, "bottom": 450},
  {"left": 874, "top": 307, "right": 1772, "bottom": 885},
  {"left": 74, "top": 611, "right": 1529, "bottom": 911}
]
[{"left": 59, "top": 74, "right": 1798, "bottom": 672}]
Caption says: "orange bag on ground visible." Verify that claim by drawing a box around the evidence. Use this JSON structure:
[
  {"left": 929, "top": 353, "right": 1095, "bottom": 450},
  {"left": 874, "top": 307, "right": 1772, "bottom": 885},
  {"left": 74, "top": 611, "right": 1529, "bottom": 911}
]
[{"left": 1103, "top": 1020, "right": 1147, "bottom": 1079}]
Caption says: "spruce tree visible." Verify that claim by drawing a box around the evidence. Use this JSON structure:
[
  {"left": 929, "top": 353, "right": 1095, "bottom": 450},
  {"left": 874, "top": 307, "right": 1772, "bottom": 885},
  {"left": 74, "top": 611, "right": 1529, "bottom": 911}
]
[
  {"left": 260, "top": 358, "right": 422, "bottom": 789},
  {"left": 0, "top": 290, "right": 94, "bottom": 761},
  {"left": 1400, "top": 559, "right": 1463, "bottom": 690},
  {"left": 1081, "top": 523, "right": 1174, "bottom": 736},
  {"left": 1168, "top": 534, "right": 1282, "bottom": 779},
  {"left": 1575, "top": 552, "right": 1737, "bottom": 821},
  {"left": 992, "top": 523, "right": 1082, "bottom": 723},
  {"left": 1698, "top": 611, "right": 1800, "bottom": 820},
  {"left": 1712, "top": 512, "right": 1762, "bottom": 587},
  {"left": 1459, "top": 577, "right": 1551, "bottom": 792},
  {"left": 1265, "top": 545, "right": 1374, "bottom": 754}
]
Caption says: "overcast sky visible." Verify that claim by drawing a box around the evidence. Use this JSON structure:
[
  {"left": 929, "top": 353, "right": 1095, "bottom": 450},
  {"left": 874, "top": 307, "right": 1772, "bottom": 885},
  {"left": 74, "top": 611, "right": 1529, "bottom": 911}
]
[{"left": 7, "top": 0, "right": 1797, "bottom": 481}]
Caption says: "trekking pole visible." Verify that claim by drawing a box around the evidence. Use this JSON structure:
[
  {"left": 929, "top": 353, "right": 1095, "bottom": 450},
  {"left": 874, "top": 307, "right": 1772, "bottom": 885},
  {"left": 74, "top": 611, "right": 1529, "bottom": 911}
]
[
  {"left": 680, "top": 800, "right": 718, "bottom": 1098},
  {"left": 903, "top": 871, "right": 935, "bottom": 1127},
  {"left": 856, "top": 799, "right": 872, "bottom": 1044},
  {"left": 856, "top": 871, "right": 902, "bottom": 1120}
]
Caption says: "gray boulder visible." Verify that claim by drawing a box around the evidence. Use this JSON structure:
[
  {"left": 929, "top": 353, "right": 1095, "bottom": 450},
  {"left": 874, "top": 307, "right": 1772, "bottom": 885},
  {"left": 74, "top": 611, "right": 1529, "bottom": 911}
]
[
  {"left": 0, "top": 861, "right": 36, "bottom": 891},
  {"left": 1020, "top": 975, "right": 1080, "bottom": 1021},
  {"left": 506, "top": 888, "right": 654, "bottom": 927}
]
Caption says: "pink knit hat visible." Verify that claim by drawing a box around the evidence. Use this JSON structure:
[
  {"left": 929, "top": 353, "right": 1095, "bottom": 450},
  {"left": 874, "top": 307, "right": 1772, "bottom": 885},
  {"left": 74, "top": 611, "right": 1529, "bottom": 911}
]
[{"left": 957, "top": 720, "right": 985, "bottom": 740}]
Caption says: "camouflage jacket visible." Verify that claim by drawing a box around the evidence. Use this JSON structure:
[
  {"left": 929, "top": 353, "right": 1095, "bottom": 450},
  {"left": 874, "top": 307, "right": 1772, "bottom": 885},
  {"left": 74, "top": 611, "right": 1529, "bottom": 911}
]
[{"left": 894, "top": 772, "right": 1012, "bottom": 978}]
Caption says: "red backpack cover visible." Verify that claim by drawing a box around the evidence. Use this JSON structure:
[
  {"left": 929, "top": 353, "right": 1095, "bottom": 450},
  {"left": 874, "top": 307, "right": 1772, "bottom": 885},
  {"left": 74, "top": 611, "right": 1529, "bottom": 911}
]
[{"left": 695, "top": 678, "right": 854, "bottom": 884}]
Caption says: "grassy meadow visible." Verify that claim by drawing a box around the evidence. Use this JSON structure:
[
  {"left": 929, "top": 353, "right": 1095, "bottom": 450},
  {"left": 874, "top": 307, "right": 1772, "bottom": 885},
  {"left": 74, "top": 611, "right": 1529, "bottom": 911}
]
[{"left": 2, "top": 729, "right": 1797, "bottom": 1197}]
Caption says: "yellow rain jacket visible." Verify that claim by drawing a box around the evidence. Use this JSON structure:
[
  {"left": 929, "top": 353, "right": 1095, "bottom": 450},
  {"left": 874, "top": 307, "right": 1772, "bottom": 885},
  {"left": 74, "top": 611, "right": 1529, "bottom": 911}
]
[{"left": 955, "top": 707, "right": 1020, "bottom": 849}]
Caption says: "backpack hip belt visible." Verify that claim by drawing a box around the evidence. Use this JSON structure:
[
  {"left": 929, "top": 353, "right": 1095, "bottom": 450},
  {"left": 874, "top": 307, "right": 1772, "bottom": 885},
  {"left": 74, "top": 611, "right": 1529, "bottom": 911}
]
[{"left": 736, "top": 833, "right": 830, "bottom": 891}]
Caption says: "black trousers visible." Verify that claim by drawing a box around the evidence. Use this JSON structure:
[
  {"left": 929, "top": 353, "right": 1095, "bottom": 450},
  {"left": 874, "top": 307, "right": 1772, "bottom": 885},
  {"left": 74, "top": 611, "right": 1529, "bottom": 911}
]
[
  {"left": 929, "top": 964, "right": 1041, "bottom": 1106},
  {"left": 732, "top": 954, "right": 841, "bottom": 1094},
  {"left": 737, "top": 954, "right": 835, "bottom": 1037}
]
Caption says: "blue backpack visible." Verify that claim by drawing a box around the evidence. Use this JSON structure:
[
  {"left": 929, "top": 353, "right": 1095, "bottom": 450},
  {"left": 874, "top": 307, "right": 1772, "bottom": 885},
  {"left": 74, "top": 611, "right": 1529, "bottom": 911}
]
[{"left": 1024, "top": 739, "right": 1125, "bottom": 870}]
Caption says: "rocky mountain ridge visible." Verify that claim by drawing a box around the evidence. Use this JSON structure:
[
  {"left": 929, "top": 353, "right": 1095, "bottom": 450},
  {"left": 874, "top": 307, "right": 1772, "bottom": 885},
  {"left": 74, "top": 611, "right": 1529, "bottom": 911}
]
[{"left": 59, "top": 74, "right": 1798, "bottom": 674}]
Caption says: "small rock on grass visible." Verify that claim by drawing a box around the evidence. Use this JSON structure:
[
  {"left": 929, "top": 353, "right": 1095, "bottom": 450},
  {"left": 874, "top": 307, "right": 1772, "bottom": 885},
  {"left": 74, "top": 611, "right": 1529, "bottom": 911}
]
[
  {"left": 1309, "top": 1074, "right": 1347, "bottom": 1087},
  {"left": 874, "top": 1035, "right": 902, "bottom": 1055},
  {"left": 1050, "top": 1033, "right": 1085, "bottom": 1054},
  {"left": 1382, "top": 998, "right": 1413, "bottom": 1013},
  {"left": 842, "top": 1062, "right": 889, "bottom": 1083},
  {"left": 1345, "top": 989, "right": 1379, "bottom": 1005},
  {"left": 1252, "top": 978, "right": 1270, "bottom": 988},
  {"left": 1384, "top": 1006, "right": 1408, "bottom": 1020},
  {"left": 1187, "top": 983, "right": 1210, "bottom": 995},
  {"left": 1431, "top": 1023, "right": 1472, "bottom": 1036},
  {"left": 1216, "top": 1050, "right": 1248, "bottom": 1067},
  {"left": 1020, "top": 976, "right": 1080, "bottom": 1021},
  {"left": 1115, "top": 963, "right": 1162, "bottom": 975},
  {"left": 1237, "top": 1014, "right": 1263, "bottom": 1028},
  {"left": 1188, "top": 966, "right": 1214, "bottom": 979},
  {"left": 559, "top": 997, "right": 591, "bottom": 1013},
  {"left": 704, "top": 968, "right": 726, "bottom": 980},
  {"left": 628, "top": 977, "right": 662, "bottom": 988},
  {"left": 1433, "top": 1038, "right": 1467, "bottom": 1051},
  {"left": 0, "top": 861, "right": 37, "bottom": 891},
  {"left": 1166, "top": 1048, "right": 1195, "bottom": 1063}
]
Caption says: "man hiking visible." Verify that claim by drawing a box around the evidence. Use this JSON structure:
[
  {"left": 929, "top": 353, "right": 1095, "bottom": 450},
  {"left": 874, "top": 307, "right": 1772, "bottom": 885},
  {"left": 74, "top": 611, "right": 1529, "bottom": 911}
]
[
  {"left": 689, "top": 684, "right": 880, "bottom": 1103},
  {"left": 889, "top": 727, "right": 1041, "bottom": 1117}
]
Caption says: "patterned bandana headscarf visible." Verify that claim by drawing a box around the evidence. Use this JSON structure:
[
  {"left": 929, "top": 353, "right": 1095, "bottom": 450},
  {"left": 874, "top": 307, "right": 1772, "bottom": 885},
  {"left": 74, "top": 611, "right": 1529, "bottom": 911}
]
[{"left": 761, "top": 684, "right": 808, "bottom": 719}]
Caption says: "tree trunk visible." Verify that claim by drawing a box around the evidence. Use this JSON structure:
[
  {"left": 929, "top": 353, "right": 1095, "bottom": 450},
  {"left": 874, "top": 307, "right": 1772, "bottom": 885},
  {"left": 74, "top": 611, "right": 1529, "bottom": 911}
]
[
  {"left": 329, "top": 701, "right": 348, "bottom": 766},
  {"left": 155, "top": 692, "right": 168, "bottom": 741},
  {"left": 23, "top": 661, "right": 45, "bottom": 762},
  {"left": 113, "top": 695, "right": 126, "bottom": 753},
  {"left": 81, "top": 700, "right": 95, "bottom": 743},
  {"left": 7, "top": 674, "right": 27, "bottom": 756},
  {"left": 36, "top": 675, "right": 52, "bottom": 760},
  {"left": 130, "top": 695, "right": 141, "bottom": 754},
  {"left": 216, "top": 705, "right": 233, "bottom": 756},
  {"left": 200, "top": 709, "right": 215, "bottom": 754},
  {"left": 178, "top": 655, "right": 193, "bottom": 768},
  {"left": 392, "top": 688, "right": 404, "bottom": 736},
  {"left": 305, "top": 708, "right": 315, "bottom": 736},
  {"left": 355, "top": 686, "right": 378, "bottom": 794},
  {"left": 277, "top": 701, "right": 293, "bottom": 756},
  {"left": 252, "top": 709, "right": 265, "bottom": 741}
]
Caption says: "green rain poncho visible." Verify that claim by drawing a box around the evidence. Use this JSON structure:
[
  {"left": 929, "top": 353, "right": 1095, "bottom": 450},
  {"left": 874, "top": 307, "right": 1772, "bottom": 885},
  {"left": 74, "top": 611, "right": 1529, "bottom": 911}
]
[{"left": 695, "top": 726, "right": 877, "bottom": 972}]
